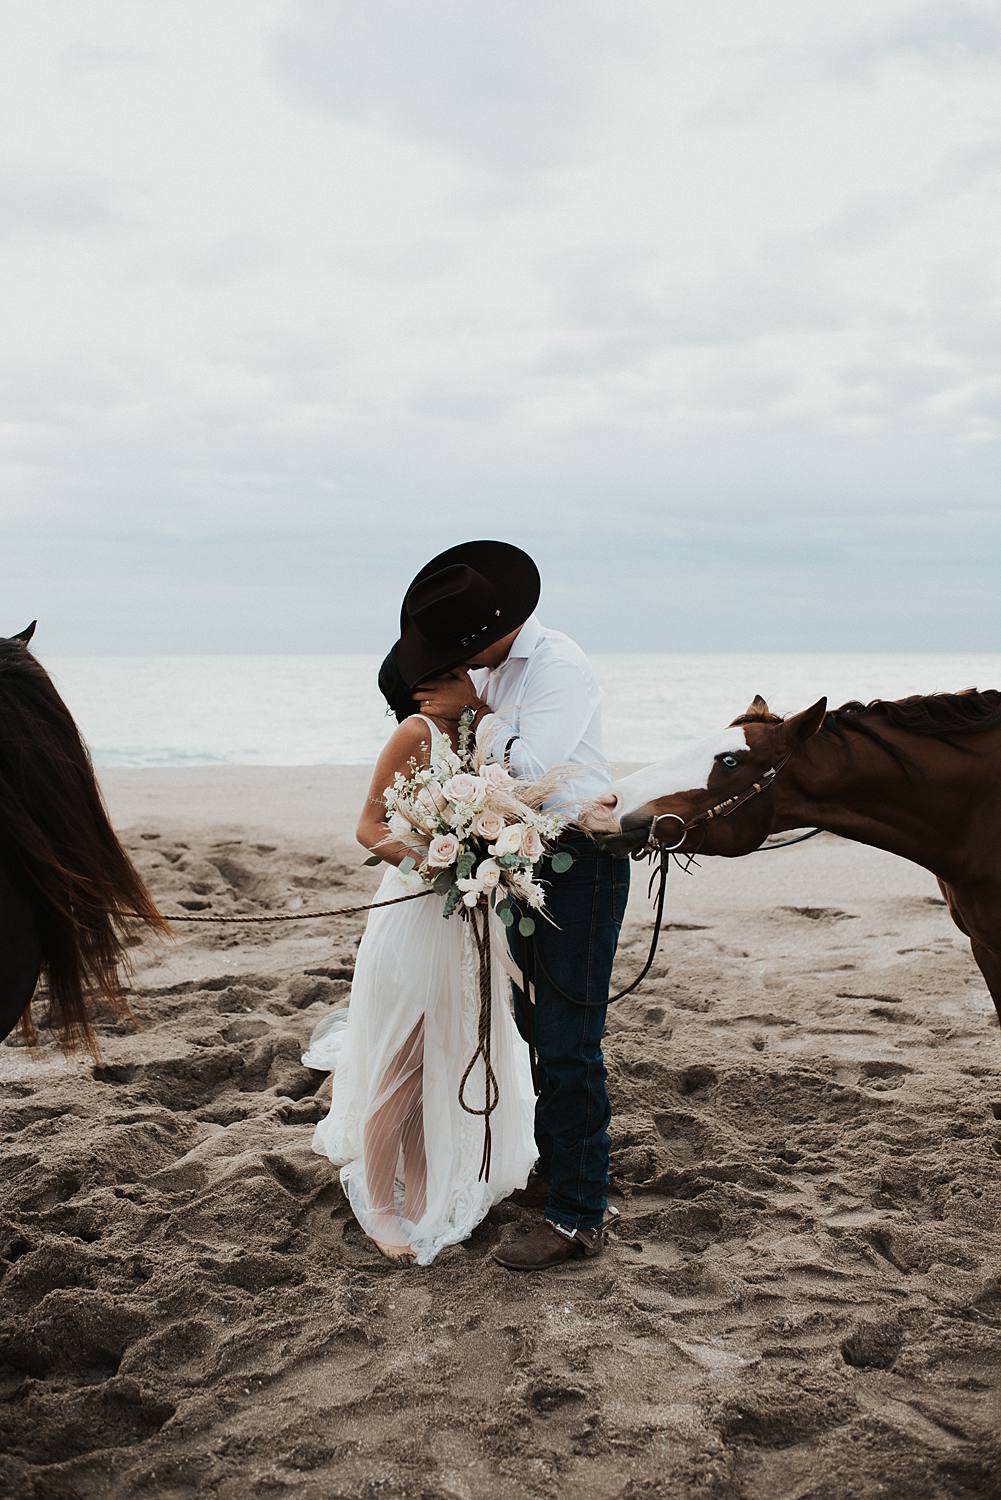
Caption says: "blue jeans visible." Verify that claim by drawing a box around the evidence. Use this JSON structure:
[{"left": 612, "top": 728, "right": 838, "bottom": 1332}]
[{"left": 507, "top": 834, "right": 631, "bottom": 1232}]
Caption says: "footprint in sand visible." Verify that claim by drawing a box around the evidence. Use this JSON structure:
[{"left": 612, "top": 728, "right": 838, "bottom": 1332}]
[
  {"left": 857, "top": 1060, "right": 913, "bottom": 1091},
  {"left": 776, "top": 906, "right": 860, "bottom": 923}
]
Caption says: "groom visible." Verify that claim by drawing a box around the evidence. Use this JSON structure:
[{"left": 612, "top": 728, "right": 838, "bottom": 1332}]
[{"left": 399, "top": 540, "right": 631, "bottom": 1270}]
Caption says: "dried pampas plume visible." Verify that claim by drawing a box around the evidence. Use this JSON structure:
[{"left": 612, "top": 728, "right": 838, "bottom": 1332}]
[{"left": 470, "top": 750, "right": 586, "bottom": 830}]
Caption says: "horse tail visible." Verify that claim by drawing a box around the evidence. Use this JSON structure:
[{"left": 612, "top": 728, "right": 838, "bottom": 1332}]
[{"left": 0, "top": 639, "right": 170, "bottom": 1056}]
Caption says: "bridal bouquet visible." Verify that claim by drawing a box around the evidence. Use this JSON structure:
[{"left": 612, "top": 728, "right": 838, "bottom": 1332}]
[{"left": 377, "top": 711, "right": 572, "bottom": 935}]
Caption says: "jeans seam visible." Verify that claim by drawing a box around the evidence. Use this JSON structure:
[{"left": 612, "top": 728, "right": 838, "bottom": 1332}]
[{"left": 572, "top": 864, "right": 602, "bottom": 1229}]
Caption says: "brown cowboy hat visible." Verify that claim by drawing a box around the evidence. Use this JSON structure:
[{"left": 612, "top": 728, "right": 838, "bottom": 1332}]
[{"left": 395, "top": 540, "right": 541, "bottom": 689}]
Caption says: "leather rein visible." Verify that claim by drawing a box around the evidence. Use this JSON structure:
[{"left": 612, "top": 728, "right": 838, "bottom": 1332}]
[{"left": 530, "top": 745, "right": 820, "bottom": 1010}]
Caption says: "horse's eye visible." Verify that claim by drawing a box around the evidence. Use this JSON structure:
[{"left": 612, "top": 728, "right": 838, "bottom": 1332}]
[{"left": 718, "top": 754, "right": 740, "bottom": 769}]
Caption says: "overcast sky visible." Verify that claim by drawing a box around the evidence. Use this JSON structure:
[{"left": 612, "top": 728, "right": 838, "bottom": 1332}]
[{"left": 2, "top": 0, "right": 999, "bottom": 654}]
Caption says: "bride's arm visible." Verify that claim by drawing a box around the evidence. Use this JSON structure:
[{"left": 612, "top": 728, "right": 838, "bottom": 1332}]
[{"left": 356, "top": 718, "right": 434, "bottom": 868}]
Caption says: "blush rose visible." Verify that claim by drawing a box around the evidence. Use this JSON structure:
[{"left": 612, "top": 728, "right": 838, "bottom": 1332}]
[
  {"left": 427, "top": 833, "right": 461, "bottom": 868},
  {"left": 442, "top": 772, "right": 487, "bottom": 808},
  {"left": 473, "top": 809, "right": 505, "bottom": 841}
]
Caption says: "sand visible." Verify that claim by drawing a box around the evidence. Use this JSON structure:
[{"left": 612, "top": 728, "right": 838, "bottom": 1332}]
[{"left": 2, "top": 766, "right": 1001, "bottom": 1500}]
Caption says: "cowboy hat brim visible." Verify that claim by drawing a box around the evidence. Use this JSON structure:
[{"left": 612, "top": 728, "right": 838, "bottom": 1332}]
[{"left": 395, "top": 540, "right": 541, "bottom": 689}]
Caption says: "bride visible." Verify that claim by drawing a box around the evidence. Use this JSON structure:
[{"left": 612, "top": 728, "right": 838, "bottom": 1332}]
[{"left": 302, "top": 647, "right": 537, "bottom": 1265}]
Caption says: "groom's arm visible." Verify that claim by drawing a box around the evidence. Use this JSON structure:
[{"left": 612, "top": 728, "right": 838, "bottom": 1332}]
[
  {"left": 475, "top": 660, "right": 596, "bottom": 781},
  {"left": 415, "top": 662, "right": 597, "bottom": 778}
]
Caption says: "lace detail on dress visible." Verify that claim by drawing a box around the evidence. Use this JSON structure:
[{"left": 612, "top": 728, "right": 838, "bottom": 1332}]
[{"left": 302, "top": 711, "right": 536, "bottom": 1265}]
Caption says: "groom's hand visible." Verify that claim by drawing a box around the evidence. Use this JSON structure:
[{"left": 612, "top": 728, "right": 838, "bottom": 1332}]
[{"left": 414, "top": 670, "right": 485, "bottom": 722}]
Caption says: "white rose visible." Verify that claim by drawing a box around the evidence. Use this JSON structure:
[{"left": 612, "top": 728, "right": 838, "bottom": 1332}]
[
  {"left": 475, "top": 858, "right": 502, "bottom": 890},
  {"left": 492, "top": 823, "right": 527, "bottom": 857},
  {"left": 442, "top": 773, "right": 487, "bottom": 808},
  {"left": 427, "top": 833, "right": 461, "bottom": 868},
  {"left": 474, "top": 809, "right": 505, "bottom": 841}
]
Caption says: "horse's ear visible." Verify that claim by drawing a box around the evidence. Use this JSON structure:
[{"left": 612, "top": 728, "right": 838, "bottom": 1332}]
[
  {"left": 745, "top": 693, "right": 770, "bottom": 717},
  {"left": 785, "top": 697, "right": 827, "bottom": 742},
  {"left": 12, "top": 621, "right": 36, "bottom": 645}
]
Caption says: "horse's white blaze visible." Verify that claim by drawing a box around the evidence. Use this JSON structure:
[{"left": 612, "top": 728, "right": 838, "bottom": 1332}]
[{"left": 611, "top": 726, "right": 750, "bottom": 822}]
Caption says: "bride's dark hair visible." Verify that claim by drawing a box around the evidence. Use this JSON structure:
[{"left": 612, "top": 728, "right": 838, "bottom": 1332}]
[{"left": 378, "top": 645, "right": 416, "bottom": 724}]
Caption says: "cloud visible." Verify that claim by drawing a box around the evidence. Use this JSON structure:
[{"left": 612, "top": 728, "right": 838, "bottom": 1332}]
[
  {"left": 0, "top": 169, "right": 125, "bottom": 239},
  {"left": 829, "top": 1, "right": 1001, "bottom": 73},
  {"left": 267, "top": 0, "right": 653, "bottom": 172},
  {"left": 0, "top": 0, "right": 998, "bottom": 652},
  {"left": 61, "top": 45, "right": 153, "bottom": 70}
]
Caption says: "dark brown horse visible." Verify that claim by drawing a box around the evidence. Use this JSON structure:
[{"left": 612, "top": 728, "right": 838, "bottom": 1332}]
[
  {"left": 0, "top": 623, "right": 167, "bottom": 1055},
  {"left": 587, "top": 689, "right": 1001, "bottom": 1025}
]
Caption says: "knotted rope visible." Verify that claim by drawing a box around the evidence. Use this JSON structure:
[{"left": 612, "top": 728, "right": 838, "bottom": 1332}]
[{"left": 456, "top": 903, "right": 500, "bottom": 1182}]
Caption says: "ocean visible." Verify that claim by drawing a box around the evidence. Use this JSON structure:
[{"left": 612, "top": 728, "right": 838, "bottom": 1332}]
[{"left": 37, "top": 652, "right": 1001, "bottom": 770}]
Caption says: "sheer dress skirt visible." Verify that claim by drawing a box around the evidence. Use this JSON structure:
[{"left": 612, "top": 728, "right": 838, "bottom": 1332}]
[{"left": 302, "top": 865, "right": 536, "bottom": 1265}]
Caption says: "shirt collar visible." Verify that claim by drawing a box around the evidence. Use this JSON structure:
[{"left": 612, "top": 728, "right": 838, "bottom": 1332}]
[{"left": 505, "top": 613, "right": 542, "bottom": 661}]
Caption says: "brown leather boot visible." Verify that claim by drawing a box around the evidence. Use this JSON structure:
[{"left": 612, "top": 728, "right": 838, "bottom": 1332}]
[{"left": 493, "top": 1218, "right": 606, "bottom": 1271}]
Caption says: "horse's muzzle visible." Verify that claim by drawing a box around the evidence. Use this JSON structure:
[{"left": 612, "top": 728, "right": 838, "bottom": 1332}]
[{"left": 593, "top": 824, "right": 648, "bottom": 857}]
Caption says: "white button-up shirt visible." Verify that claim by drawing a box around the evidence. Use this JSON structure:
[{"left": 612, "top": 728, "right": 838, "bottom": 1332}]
[{"left": 469, "top": 615, "right": 611, "bottom": 814}]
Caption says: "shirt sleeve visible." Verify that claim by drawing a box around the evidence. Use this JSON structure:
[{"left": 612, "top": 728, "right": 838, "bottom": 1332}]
[{"left": 475, "top": 658, "right": 598, "bottom": 782}]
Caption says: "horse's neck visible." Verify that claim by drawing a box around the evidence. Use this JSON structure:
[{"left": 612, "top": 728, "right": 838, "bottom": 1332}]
[{"left": 772, "top": 727, "right": 969, "bottom": 874}]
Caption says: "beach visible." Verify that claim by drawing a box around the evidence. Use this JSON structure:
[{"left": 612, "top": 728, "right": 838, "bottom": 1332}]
[{"left": 2, "top": 766, "right": 1000, "bottom": 1499}]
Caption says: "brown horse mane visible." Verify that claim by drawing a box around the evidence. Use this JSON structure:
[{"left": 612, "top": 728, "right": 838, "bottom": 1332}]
[
  {"left": 736, "top": 688, "right": 1001, "bottom": 773},
  {"left": 0, "top": 636, "right": 168, "bottom": 1055},
  {"left": 827, "top": 688, "right": 1001, "bottom": 738}
]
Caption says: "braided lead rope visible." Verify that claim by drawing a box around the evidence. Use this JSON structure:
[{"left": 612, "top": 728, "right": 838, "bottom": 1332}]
[
  {"left": 156, "top": 888, "right": 434, "bottom": 924},
  {"left": 457, "top": 903, "right": 501, "bottom": 1182}
]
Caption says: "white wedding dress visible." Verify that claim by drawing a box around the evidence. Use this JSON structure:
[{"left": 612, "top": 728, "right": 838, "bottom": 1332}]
[{"left": 302, "top": 716, "right": 537, "bottom": 1265}]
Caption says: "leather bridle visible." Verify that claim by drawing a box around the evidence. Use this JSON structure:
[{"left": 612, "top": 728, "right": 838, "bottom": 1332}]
[{"left": 639, "top": 748, "right": 797, "bottom": 856}]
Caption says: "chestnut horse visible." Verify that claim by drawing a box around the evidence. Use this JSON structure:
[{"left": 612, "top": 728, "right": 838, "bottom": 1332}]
[
  {"left": 588, "top": 689, "right": 1001, "bottom": 1025},
  {"left": 0, "top": 623, "right": 167, "bottom": 1055}
]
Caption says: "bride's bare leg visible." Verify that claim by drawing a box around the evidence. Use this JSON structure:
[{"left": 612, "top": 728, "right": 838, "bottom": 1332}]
[
  {"left": 400, "top": 1044, "right": 427, "bottom": 1223},
  {"left": 363, "top": 1018, "right": 425, "bottom": 1260}
]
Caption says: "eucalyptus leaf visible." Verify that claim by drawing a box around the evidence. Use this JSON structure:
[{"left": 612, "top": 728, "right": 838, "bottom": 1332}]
[
  {"left": 499, "top": 906, "right": 516, "bottom": 928},
  {"left": 433, "top": 870, "right": 455, "bottom": 894},
  {"left": 518, "top": 916, "right": 536, "bottom": 937},
  {"left": 443, "top": 887, "right": 462, "bottom": 919},
  {"left": 363, "top": 854, "right": 382, "bottom": 867},
  {"left": 551, "top": 851, "right": 574, "bottom": 874}
]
